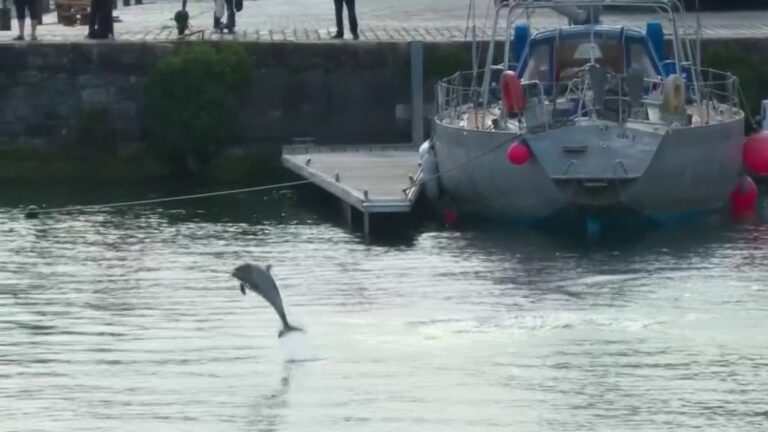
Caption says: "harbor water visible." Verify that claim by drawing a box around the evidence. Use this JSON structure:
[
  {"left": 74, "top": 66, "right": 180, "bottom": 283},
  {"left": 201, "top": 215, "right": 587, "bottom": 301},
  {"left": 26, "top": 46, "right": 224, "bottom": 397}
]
[{"left": 1, "top": 182, "right": 767, "bottom": 431}]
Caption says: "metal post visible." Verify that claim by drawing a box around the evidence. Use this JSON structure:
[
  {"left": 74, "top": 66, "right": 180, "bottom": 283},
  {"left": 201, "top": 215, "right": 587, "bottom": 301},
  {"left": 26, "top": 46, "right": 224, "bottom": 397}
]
[
  {"left": 363, "top": 211, "right": 370, "bottom": 238},
  {"left": 410, "top": 41, "right": 424, "bottom": 147},
  {"left": 342, "top": 202, "right": 352, "bottom": 227}
]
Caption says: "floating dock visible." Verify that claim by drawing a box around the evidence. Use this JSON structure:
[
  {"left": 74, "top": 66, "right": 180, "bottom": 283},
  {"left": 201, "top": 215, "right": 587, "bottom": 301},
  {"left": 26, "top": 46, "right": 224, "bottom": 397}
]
[{"left": 282, "top": 143, "right": 423, "bottom": 236}]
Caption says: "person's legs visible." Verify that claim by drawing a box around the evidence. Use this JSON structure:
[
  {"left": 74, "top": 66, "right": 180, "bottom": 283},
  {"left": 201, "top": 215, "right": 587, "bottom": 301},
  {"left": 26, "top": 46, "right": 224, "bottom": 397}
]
[
  {"left": 344, "top": 0, "right": 357, "bottom": 39},
  {"left": 90, "top": 0, "right": 107, "bottom": 39},
  {"left": 224, "top": 0, "right": 235, "bottom": 31},
  {"left": 213, "top": 0, "right": 225, "bottom": 30},
  {"left": 88, "top": 0, "right": 97, "bottom": 38},
  {"left": 100, "top": 0, "right": 114, "bottom": 38},
  {"left": 13, "top": 0, "right": 26, "bottom": 40},
  {"left": 332, "top": 0, "right": 344, "bottom": 38},
  {"left": 27, "top": 0, "right": 38, "bottom": 40}
]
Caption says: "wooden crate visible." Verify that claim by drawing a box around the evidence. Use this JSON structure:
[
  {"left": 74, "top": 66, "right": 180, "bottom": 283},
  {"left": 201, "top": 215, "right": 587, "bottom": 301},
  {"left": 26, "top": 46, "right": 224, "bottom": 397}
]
[{"left": 55, "top": 0, "right": 90, "bottom": 26}]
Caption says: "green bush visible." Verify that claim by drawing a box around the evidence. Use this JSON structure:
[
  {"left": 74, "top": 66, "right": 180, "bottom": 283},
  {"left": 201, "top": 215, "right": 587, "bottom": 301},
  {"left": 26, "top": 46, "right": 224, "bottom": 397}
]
[{"left": 145, "top": 43, "right": 252, "bottom": 178}]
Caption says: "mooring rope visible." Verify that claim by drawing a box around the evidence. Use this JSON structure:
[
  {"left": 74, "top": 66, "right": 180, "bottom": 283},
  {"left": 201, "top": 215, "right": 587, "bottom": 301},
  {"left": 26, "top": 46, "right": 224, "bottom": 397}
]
[
  {"left": 737, "top": 82, "right": 758, "bottom": 131},
  {"left": 13, "top": 134, "right": 513, "bottom": 219},
  {"left": 21, "top": 179, "right": 312, "bottom": 216}
]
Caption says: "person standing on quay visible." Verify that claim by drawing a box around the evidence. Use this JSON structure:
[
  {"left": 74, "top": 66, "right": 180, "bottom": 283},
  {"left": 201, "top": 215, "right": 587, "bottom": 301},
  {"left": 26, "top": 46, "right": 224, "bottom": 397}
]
[
  {"left": 213, "top": 0, "right": 239, "bottom": 33},
  {"left": 12, "top": 0, "right": 38, "bottom": 41},
  {"left": 331, "top": 0, "right": 358, "bottom": 40},
  {"left": 87, "top": 0, "right": 114, "bottom": 39}
]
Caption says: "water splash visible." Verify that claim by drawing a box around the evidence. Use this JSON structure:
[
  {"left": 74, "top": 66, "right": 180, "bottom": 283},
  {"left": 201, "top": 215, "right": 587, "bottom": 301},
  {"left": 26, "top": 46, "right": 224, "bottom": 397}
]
[{"left": 277, "top": 329, "right": 321, "bottom": 363}]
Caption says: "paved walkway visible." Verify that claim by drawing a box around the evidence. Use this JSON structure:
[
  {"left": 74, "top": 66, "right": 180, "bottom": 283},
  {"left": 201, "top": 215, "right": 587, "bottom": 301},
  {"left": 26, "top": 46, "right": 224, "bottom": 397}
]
[{"left": 2, "top": 0, "right": 768, "bottom": 42}]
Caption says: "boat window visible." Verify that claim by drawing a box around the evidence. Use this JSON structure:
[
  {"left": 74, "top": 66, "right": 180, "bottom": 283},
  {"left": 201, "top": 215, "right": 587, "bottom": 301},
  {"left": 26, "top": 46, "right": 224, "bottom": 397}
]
[
  {"left": 555, "top": 39, "right": 624, "bottom": 83},
  {"left": 522, "top": 43, "right": 551, "bottom": 84},
  {"left": 628, "top": 41, "right": 658, "bottom": 79}
]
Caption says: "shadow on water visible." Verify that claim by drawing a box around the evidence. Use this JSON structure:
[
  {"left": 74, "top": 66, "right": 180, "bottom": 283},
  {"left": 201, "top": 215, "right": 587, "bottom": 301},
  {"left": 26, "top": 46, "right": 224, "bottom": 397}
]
[
  {"left": 431, "top": 203, "right": 768, "bottom": 292},
  {"left": 293, "top": 184, "right": 422, "bottom": 246},
  {"left": 0, "top": 181, "right": 323, "bottom": 226},
  {"left": 4, "top": 181, "right": 768, "bottom": 252}
]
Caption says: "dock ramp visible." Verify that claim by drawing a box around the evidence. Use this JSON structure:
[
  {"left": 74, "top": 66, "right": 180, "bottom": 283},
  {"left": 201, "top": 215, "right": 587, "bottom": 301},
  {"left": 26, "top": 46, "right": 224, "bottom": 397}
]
[{"left": 281, "top": 144, "right": 423, "bottom": 235}]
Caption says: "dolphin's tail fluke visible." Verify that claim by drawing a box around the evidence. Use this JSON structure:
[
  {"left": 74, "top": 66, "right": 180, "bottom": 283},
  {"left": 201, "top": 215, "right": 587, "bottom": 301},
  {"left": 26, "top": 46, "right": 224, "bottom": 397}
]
[{"left": 278, "top": 324, "right": 304, "bottom": 338}]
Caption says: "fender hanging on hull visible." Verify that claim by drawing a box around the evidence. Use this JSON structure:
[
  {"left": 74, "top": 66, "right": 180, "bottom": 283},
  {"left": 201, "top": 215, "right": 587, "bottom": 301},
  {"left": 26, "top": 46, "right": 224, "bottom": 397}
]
[{"left": 418, "top": 140, "right": 440, "bottom": 203}]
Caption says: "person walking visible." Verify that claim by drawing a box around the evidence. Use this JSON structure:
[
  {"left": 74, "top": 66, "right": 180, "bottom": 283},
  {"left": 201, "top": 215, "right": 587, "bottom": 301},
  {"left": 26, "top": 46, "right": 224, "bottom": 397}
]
[
  {"left": 12, "top": 0, "right": 38, "bottom": 41},
  {"left": 331, "top": 0, "right": 358, "bottom": 40}
]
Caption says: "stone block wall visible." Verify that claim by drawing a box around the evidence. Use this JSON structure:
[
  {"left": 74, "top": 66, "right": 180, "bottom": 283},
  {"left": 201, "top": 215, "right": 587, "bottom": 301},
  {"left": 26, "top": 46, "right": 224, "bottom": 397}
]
[
  {"left": 0, "top": 41, "right": 427, "bottom": 154},
  {"left": 0, "top": 38, "right": 765, "bottom": 157},
  {"left": 0, "top": 42, "right": 168, "bottom": 152}
]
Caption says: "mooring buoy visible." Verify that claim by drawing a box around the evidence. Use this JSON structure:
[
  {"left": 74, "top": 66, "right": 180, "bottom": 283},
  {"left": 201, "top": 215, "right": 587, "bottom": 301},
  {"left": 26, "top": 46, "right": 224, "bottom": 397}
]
[{"left": 24, "top": 205, "right": 40, "bottom": 219}]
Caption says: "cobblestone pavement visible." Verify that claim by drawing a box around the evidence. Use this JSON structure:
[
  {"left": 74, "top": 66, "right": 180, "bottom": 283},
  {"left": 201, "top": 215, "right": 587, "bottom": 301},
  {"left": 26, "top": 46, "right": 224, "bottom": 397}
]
[{"left": 2, "top": 0, "right": 768, "bottom": 42}]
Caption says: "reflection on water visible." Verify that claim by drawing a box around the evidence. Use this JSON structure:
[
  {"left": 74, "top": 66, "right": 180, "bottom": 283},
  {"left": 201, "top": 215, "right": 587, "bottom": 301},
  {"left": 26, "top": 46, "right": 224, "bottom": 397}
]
[{"left": 1, "top": 182, "right": 767, "bottom": 431}]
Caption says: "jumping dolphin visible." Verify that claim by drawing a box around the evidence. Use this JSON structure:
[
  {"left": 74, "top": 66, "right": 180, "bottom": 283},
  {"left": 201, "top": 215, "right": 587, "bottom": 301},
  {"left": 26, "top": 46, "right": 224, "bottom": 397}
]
[{"left": 232, "top": 263, "right": 303, "bottom": 338}]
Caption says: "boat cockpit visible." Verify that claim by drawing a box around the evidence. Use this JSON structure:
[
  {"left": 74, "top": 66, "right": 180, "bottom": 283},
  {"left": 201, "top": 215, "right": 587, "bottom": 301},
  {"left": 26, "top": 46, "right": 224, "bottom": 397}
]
[{"left": 516, "top": 25, "right": 662, "bottom": 99}]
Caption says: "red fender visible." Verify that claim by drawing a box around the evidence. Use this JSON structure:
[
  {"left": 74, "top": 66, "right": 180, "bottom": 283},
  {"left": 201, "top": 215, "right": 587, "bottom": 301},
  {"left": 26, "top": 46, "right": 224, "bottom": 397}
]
[
  {"left": 744, "top": 131, "right": 768, "bottom": 177},
  {"left": 500, "top": 71, "right": 526, "bottom": 115}
]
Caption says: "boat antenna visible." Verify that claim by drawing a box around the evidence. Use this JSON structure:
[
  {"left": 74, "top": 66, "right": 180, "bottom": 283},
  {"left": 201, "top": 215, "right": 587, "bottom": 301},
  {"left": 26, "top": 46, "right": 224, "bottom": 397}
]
[
  {"left": 465, "top": 0, "right": 479, "bottom": 80},
  {"left": 695, "top": 0, "right": 702, "bottom": 71}
]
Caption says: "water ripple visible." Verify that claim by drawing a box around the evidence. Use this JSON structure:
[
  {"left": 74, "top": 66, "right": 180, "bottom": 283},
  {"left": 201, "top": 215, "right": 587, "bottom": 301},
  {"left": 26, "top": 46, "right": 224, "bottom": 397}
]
[{"left": 0, "top": 186, "right": 767, "bottom": 431}]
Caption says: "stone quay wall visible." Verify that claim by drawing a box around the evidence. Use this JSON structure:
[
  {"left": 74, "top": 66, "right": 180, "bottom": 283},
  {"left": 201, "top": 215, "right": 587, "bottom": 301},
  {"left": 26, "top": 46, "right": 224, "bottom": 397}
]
[{"left": 0, "top": 38, "right": 766, "bottom": 156}]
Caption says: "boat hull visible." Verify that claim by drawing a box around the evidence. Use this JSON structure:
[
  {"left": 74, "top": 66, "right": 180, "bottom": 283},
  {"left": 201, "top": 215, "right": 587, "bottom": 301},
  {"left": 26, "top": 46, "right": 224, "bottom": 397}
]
[{"left": 430, "top": 117, "right": 744, "bottom": 226}]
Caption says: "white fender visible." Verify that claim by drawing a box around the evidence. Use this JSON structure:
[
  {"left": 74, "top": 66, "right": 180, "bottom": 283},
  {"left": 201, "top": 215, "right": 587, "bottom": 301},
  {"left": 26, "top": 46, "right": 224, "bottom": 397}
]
[
  {"left": 660, "top": 74, "right": 687, "bottom": 125},
  {"left": 418, "top": 140, "right": 440, "bottom": 203}
]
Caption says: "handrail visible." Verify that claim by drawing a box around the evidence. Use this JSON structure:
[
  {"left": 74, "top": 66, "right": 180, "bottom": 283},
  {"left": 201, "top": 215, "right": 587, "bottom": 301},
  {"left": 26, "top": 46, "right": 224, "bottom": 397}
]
[
  {"left": 480, "top": 0, "right": 698, "bottom": 119},
  {"left": 438, "top": 66, "right": 740, "bottom": 130}
]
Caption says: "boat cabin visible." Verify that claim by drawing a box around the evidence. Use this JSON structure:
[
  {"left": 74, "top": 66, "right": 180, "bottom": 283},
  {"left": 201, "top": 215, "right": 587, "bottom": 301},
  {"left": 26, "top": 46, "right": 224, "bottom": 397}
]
[{"left": 513, "top": 25, "right": 664, "bottom": 97}]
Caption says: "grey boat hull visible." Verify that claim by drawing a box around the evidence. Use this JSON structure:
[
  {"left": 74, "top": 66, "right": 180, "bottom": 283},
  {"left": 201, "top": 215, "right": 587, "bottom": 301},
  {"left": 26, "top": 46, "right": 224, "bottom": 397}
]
[{"left": 429, "top": 118, "right": 744, "bottom": 225}]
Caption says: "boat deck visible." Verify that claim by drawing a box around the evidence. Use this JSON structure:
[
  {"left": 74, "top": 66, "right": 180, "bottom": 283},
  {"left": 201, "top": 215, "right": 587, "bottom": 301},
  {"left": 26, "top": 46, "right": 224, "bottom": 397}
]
[{"left": 282, "top": 144, "right": 423, "bottom": 235}]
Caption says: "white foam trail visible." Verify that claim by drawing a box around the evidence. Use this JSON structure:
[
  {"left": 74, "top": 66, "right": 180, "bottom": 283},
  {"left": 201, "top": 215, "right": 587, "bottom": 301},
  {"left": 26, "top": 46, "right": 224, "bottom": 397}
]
[{"left": 277, "top": 330, "right": 321, "bottom": 362}]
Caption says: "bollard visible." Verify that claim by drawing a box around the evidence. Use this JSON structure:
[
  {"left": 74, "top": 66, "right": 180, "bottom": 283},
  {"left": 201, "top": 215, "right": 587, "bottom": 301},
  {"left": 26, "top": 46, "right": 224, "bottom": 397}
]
[{"left": 761, "top": 100, "right": 768, "bottom": 131}]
